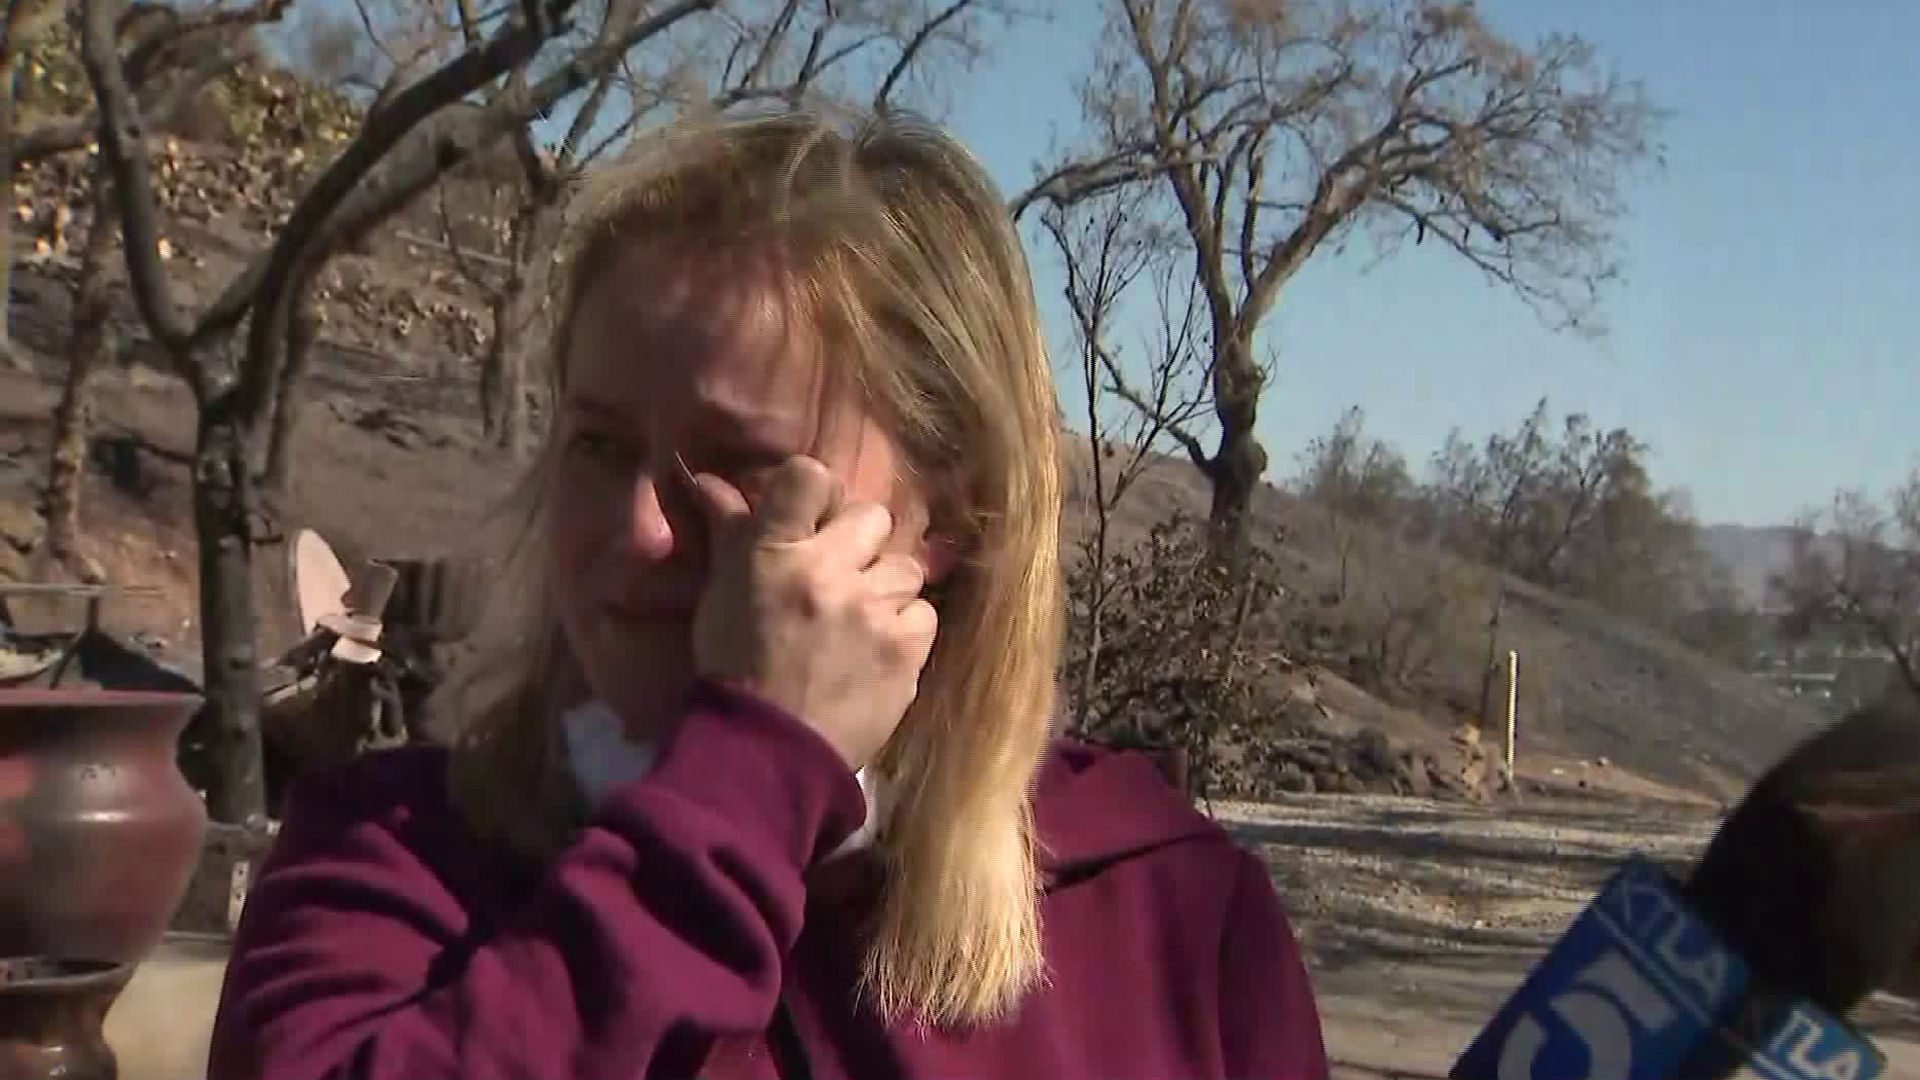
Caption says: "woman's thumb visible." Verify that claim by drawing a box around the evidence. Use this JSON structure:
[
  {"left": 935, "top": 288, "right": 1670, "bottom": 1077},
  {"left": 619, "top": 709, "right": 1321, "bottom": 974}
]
[{"left": 679, "top": 455, "right": 751, "bottom": 535}]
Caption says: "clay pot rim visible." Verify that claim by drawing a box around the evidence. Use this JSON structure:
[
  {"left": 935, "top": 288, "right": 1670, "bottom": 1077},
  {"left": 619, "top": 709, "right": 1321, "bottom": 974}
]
[
  {"left": 0, "top": 957, "right": 135, "bottom": 994},
  {"left": 0, "top": 689, "right": 204, "bottom": 708}
]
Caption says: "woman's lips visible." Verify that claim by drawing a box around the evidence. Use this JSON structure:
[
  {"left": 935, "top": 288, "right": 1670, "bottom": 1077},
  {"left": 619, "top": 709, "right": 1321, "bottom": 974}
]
[{"left": 605, "top": 605, "right": 694, "bottom": 626}]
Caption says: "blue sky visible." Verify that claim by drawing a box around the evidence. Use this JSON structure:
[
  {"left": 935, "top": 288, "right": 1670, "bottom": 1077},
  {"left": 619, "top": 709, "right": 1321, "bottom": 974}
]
[{"left": 927, "top": 0, "right": 1918, "bottom": 527}]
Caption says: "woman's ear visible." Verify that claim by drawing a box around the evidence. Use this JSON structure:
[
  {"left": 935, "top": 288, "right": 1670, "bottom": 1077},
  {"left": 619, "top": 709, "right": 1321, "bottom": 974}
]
[{"left": 919, "top": 533, "right": 959, "bottom": 585}]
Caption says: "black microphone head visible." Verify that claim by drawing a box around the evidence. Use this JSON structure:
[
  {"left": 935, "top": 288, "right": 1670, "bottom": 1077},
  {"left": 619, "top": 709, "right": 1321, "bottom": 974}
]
[{"left": 1685, "top": 696, "right": 1920, "bottom": 1015}]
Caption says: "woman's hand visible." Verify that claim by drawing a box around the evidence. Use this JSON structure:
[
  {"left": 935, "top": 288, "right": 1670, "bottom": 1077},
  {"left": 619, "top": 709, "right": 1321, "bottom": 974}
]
[{"left": 688, "top": 455, "right": 937, "bottom": 771}]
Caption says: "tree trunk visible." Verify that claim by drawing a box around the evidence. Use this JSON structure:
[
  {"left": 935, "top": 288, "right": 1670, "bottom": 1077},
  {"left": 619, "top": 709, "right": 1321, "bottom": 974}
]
[
  {"left": 1205, "top": 424, "right": 1266, "bottom": 565},
  {"left": 1204, "top": 334, "right": 1268, "bottom": 566},
  {"left": 480, "top": 200, "right": 544, "bottom": 453},
  {"left": 478, "top": 289, "right": 515, "bottom": 442},
  {"left": 1077, "top": 519, "right": 1112, "bottom": 732},
  {"left": 1476, "top": 587, "right": 1507, "bottom": 729},
  {"left": 261, "top": 290, "right": 319, "bottom": 495},
  {"left": 44, "top": 177, "right": 118, "bottom": 561},
  {"left": 194, "top": 396, "right": 267, "bottom": 825},
  {"left": 0, "top": 58, "right": 19, "bottom": 369}
]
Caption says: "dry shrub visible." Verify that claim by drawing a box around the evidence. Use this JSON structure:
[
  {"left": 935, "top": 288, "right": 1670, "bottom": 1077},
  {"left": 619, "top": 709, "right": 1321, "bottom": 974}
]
[
  {"left": 156, "top": 83, "right": 242, "bottom": 145},
  {"left": 1291, "top": 516, "right": 1495, "bottom": 706},
  {"left": 1062, "top": 511, "right": 1286, "bottom": 795}
]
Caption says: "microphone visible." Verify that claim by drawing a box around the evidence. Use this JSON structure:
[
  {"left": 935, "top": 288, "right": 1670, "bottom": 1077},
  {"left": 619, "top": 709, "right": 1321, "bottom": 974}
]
[{"left": 1450, "top": 701, "right": 1920, "bottom": 1080}]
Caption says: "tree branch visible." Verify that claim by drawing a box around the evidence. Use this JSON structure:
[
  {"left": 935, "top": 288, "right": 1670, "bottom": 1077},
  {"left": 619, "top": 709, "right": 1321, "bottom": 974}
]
[
  {"left": 309, "top": 0, "right": 717, "bottom": 251},
  {"left": 211, "top": 0, "right": 593, "bottom": 370},
  {"left": 435, "top": 183, "right": 504, "bottom": 296},
  {"left": 18, "top": 12, "right": 270, "bottom": 166},
  {"left": 872, "top": 0, "right": 975, "bottom": 111},
  {"left": 77, "top": 0, "right": 196, "bottom": 384}
]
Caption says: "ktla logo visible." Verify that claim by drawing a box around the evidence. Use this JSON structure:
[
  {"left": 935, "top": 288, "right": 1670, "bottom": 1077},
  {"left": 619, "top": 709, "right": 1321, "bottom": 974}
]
[
  {"left": 1452, "top": 859, "right": 1883, "bottom": 1080},
  {"left": 1494, "top": 948, "right": 1678, "bottom": 1080}
]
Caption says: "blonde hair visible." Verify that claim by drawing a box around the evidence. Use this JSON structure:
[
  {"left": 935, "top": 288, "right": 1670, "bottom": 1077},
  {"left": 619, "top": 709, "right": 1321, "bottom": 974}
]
[{"left": 438, "top": 106, "right": 1065, "bottom": 1027}]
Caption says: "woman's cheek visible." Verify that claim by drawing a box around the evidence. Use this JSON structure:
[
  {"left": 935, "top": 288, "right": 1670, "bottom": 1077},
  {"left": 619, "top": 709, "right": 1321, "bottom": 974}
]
[{"left": 547, "top": 479, "right": 613, "bottom": 570}]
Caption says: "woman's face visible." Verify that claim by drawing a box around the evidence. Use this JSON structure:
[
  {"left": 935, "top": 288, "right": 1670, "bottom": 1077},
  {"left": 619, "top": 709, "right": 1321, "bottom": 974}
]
[{"left": 549, "top": 242, "right": 933, "bottom": 732}]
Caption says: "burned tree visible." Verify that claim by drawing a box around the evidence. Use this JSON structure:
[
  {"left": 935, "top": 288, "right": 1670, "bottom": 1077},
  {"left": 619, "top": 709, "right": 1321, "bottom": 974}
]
[
  {"left": 1774, "top": 471, "right": 1920, "bottom": 707},
  {"left": 0, "top": 0, "right": 69, "bottom": 367},
  {"left": 1025, "top": 0, "right": 1664, "bottom": 557},
  {"left": 45, "top": 0, "right": 293, "bottom": 566},
  {"left": 1040, "top": 187, "right": 1211, "bottom": 727},
  {"left": 260, "top": 0, "right": 510, "bottom": 486}
]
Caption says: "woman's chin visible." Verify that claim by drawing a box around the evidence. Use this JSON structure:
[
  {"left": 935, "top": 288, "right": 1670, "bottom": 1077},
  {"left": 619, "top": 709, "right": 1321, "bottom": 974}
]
[
  {"left": 586, "top": 670, "right": 694, "bottom": 735},
  {"left": 572, "top": 621, "right": 697, "bottom": 732}
]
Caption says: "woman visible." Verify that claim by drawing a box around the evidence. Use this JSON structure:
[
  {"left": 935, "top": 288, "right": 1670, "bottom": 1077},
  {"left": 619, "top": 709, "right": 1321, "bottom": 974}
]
[{"left": 206, "top": 107, "right": 1328, "bottom": 1080}]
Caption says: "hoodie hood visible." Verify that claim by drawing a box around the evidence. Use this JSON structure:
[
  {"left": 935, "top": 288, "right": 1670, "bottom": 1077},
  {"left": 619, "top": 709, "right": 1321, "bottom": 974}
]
[{"left": 1031, "top": 740, "right": 1221, "bottom": 884}]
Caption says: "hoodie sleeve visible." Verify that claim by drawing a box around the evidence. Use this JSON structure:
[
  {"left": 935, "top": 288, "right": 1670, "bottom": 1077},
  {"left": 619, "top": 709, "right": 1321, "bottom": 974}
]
[
  {"left": 1216, "top": 849, "right": 1330, "bottom": 1080},
  {"left": 205, "top": 679, "right": 867, "bottom": 1080}
]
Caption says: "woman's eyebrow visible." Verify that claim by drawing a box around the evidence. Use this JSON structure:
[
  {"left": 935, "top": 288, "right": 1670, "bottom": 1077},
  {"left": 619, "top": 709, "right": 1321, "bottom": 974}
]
[
  {"left": 696, "top": 396, "right": 808, "bottom": 449},
  {"left": 562, "top": 393, "right": 626, "bottom": 422}
]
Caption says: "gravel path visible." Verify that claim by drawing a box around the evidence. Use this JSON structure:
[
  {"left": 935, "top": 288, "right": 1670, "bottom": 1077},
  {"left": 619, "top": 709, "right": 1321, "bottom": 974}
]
[{"left": 1213, "top": 794, "right": 1920, "bottom": 1077}]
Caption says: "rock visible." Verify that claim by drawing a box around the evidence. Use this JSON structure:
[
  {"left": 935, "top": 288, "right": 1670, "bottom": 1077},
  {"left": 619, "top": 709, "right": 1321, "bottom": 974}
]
[
  {"left": 1275, "top": 763, "right": 1316, "bottom": 794},
  {"left": 0, "top": 500, "right": 41, "bottom": 553},
  {"left": 1401, "top": 750, "right": 1433, "bottom": 799},
  {"left": 1327, "top": 769, "right": 1367, "bottom": 795},
  {"left": 1294, "top": 742, "right": 1336, "bottom": 773},
  {"left": 1460, "top": 757, "right": 1489, "bottom": 801},
  {"left": 1204, "top": 720, "right": 1465, "bottom": 802},
  {"left": 1278, "top": 694, "right": 1324, "bottom": 732},
  {"left": 1353, "top": 727, "right": 1397, "bottom": 776}
]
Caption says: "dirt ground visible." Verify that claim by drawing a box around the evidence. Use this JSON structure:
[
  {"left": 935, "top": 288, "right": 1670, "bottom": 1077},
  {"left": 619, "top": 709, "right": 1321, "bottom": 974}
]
[
  {"left": 102, "top": 793, "right": 1920, "bottom": 1079},
  {"left": 1214, "top": 794, "right": 1920, "bottom": 1078}
]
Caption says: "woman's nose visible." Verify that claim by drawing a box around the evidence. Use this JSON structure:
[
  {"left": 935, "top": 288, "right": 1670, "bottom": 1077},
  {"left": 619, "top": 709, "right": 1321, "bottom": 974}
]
[{"left": 620, "top": 469, "right": 704, "bottom": 566}]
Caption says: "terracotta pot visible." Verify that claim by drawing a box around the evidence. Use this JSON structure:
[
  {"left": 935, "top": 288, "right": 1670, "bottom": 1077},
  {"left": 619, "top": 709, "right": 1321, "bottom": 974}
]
[
  {"left": 0, "top": 690, "right": 209, "bottom": 964},
  {"left": 0, "top": 958, "right": 131, "bottom": 1080}
]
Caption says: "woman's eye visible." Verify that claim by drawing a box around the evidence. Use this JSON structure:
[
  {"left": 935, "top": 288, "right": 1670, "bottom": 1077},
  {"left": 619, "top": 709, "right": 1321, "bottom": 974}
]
[{"left": 565, "top": 430, "right": 628, "bottom": 466}]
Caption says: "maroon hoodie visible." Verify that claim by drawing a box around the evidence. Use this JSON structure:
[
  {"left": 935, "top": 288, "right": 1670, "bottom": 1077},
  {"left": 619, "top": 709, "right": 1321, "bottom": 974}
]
[{"left": 206, "top": 679, "right": 1328, "bottom": 1079}]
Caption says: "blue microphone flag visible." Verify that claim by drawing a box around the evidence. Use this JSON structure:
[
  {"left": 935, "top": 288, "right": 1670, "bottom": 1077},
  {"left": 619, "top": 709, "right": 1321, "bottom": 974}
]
[{"left": 1450, "top": 856, "right": 1884, "bottom": 1080}]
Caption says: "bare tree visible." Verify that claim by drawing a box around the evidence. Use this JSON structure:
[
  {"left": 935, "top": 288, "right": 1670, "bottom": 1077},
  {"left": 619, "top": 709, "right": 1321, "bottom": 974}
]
[
  {"left": 79, "top": 0, "right": 723, "bottom": 823},
  {"left": 1042, "top": 185, "right": 1210, "bottom": 724},
  {"left": 0, "top": 0, "right": 70, "bottom": 366},
  {"left": 1024, "top": 0, "right": 1664, "bottom": 557},
  {"left": 257, "top": 0, "right": 522, "bottom": 490},
  {"left": 1292, "top": 404, "right": 1412, "bottom": 600},
  {"left": 45, "top": 1, "right": 292, "bottom": 565},
  {"left": 322, "top": 0, "right": 471, "bottom": 107},
  {"left": 1520, "top": 410, "right": 1643, "bottom": 584},
  {"left": 0, "top": 0, "right": 247, "bottom": 364},
  {"left": 1413, "top": 396, "right": 1714, "bottom": 633},
  {"left": 43, "top": 175, "right": 124, "bottom": 576},
  {"left": 1339, "top": 527, "right": 1489, "bottom": 693},
  {"left": 1431, "top": 397, "right": 1569, "bottom": 571},
  {"left": 9, "top": 3, "right": 287, "bottom": 165},
  {"left": 1774, "top": 470, "right": 1920, "bottom": 704},
  {"left": 260, "top": 0, "right": 525, "bottom": 487}
]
